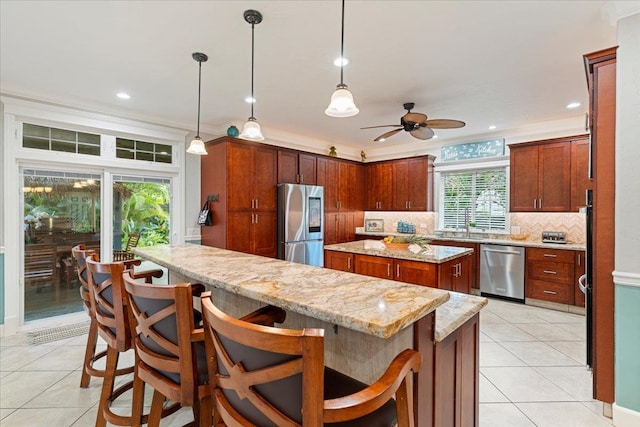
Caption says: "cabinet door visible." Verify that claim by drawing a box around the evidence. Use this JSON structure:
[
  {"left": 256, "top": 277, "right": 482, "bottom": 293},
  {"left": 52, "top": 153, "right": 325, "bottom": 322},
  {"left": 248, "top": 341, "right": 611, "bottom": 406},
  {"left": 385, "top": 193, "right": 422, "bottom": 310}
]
[
  {"left": 253, "top": 146, "right": 277, "bottom": 211},
  {"left": 395, "top": 259, "right": 437, "bottom": 287},
  {"left": 438, "top": 260, "right": 456, "bottom": 291},
  {"left": 367, "top": 162, "right": 392, "bottom": 210},
  {"left": 227, "top": 212, "right": 253, "bottom": 253},
  {"left": 277, "top": 149, "right": 299, "bottom": 184},
  {"left": 317, "top": 157, "right": 340, "bottom": 212},
  {"left": 539, "top": 142, "right": 572, "bottom": 211},
  {"left": 228, "top": 143, "right": 254, "bottom": 211},
  {"left": 392, "top": 160, "right": 410, "bottom": 210},
  {"left": 253, "top": 211, "right": 277, "bottom": 257},
  {"left": 453, "top": 255, "right": 471, "bottom": 294},
  {"left": 299, "top": 153, "right": 317, "bottom": 185},
  {"left": 571, "top": 137, "right": 592, "bottom": 212},
  {"left": 408, "top": 158, "right": 429, "bottom": 211},
  {"left": 432, "top": 240, "right": 479, "bottom": 289},
  {"left": 354, "top": 254, "right": 392, "bottom": 279},
  {"left": 324, "top": 213, "right": 338, "bottom": 245},
  {"left": 324, "top": 250, "right": 354, "bottom": 272},
  {"left": 510, "top": 145, "right": 539, "bottom": 211},
  {"left": 338, "top": 161, "right": 356, "bottom": 211}
]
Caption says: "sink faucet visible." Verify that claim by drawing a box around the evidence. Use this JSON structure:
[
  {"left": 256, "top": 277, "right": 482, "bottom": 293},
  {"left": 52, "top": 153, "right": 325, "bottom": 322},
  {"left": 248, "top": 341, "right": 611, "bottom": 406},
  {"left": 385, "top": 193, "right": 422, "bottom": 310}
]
[{"left": 464, "top": 207, "right": 471, "bottom": 238}]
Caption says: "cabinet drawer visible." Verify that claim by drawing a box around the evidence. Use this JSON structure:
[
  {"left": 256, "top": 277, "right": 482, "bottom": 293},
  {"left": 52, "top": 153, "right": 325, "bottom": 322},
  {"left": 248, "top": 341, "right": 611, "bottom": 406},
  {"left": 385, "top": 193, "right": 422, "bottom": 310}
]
[
  {"left": 526, "top": 279, "right": 570, "bottom": 304},
  {"left": 527, "top": 261, "right": 574, "bottom": 284},
  {"left": 527, "top": 247, "right": 575, "bottom": 263}
]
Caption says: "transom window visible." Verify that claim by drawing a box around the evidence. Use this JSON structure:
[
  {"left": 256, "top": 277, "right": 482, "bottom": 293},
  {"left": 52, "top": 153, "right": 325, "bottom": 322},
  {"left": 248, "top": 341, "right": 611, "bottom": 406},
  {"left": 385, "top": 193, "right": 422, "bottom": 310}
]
[
  {"left": 23, "top": 123, "right": 100, "bottom": 155},
  {"left": 440, "top": 168, "right": 507, "bottom": 231},
  {"left": 116, "top": 137, "right": 172, "bottom": 164}
]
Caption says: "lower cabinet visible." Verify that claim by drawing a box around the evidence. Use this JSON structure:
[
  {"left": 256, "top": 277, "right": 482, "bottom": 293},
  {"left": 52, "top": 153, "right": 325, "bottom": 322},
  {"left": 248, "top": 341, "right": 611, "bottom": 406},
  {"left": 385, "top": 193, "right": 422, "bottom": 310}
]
[
  {"left": 324, "top": 250, "right": 354, "bottom": 273},
  {"left": 525, "top": 247, "right": 575, "bottom": 305},
  {"left": 324, "top": 211, "right": 363, "bottom": 245},
  {"left": 227, "top": 211, "right": 277, "bottom": 258},
  {"left": 439, "top": 255, "right": 472, "bottom": 294},
  {"left": 431, "top": 240, "right": 479, "bottom": 290}
]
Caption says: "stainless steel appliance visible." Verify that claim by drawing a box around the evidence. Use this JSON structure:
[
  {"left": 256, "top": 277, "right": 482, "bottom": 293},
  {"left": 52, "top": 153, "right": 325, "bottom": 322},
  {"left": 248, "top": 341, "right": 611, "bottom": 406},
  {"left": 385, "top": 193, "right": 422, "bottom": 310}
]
[
  {"left": 541, "top": 231, "right": 567, "bottom": 244},
  {"left": 480, "top": 244, "right": 525, "bottom": 302},
  {"left": 579, "top": 189, "right": 593, "bottom": 368},
  {"left": 277, "top": 184, "right": 324, "bottom": 267}
]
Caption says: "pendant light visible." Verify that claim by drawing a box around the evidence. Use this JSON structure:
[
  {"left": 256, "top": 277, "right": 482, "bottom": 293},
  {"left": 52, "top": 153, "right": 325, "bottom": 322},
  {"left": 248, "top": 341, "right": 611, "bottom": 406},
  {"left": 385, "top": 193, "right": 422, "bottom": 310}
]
[
  {"left": 186, "top": 52, "right": 209, "bottom": 155},
  {"left": 325, "top": 0, "right": 359, "bottom": 118},
  {"left": 240, "top": 9, "right": 265, "bottom": 141}
]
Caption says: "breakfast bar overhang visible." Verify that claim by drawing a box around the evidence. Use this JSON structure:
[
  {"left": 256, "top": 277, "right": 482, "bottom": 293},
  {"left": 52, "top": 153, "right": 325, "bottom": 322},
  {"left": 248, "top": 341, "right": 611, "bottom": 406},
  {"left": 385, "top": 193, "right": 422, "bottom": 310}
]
[{"left": 135, "top": 243, "right": 487, "bottom": 426}]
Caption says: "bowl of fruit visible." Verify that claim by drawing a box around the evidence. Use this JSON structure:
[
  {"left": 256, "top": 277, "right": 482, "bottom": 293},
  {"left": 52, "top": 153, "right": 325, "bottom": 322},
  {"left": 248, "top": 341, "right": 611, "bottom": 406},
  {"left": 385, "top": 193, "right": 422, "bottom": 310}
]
[{"left": 382, "top": 235, "right": 431, "bottom": 250}]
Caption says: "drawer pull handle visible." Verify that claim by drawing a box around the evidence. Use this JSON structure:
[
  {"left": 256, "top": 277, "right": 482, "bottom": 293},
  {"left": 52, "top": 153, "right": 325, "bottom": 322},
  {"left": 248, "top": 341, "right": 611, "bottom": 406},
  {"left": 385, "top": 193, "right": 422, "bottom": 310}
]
[
  {"left": 543, "top": 270, "right": 557, "bottom": 275},
  {"left": 543, "top": 254, "right": 557, "bottom": 258},
  {"left": 543, "top": 290, "right": 557, "bottom": 295}
]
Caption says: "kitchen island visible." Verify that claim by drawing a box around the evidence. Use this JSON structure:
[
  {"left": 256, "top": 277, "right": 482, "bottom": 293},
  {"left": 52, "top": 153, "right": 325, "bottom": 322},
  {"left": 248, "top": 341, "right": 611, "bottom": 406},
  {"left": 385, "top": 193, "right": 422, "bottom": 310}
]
[
  {"left": 325, "top": 240, "right": 474, "bottom": 294},
  {"left": 134, "top": 243, "right": 486, "bottom": 426}
]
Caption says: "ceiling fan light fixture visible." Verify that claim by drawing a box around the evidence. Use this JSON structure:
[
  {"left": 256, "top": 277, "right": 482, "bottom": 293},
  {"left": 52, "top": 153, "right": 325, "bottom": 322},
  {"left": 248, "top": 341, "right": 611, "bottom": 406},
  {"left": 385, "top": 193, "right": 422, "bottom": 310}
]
[
  {"left": 240, "top": 117, "right": 265, "bottom": 141},
  {"left": 325, "top": 84, "right": 359, "bottom": 117},
  {"left": 187, "top": 136, "right": 208, "bottom": 155},
  {"left": 326, "top": 0, "right": 358, "bottom": 118}
]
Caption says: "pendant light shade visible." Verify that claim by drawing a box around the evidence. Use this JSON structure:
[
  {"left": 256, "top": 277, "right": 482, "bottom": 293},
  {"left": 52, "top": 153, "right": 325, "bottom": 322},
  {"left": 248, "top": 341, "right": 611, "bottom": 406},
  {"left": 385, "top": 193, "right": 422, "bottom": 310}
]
[
  {"left": 240, "top": 9, "right": 265, "bottom": 141},
  {"left": 187, "top": 52, "right": 209, "bottom": 155},
  {"left": 326, "top": 0, "right": 358, "bottom": 118}
]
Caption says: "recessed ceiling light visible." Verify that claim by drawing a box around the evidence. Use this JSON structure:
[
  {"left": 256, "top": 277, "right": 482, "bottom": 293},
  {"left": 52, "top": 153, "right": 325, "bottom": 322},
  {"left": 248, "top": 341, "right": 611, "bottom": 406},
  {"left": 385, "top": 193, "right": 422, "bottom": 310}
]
[
  {"left": 333, "top": 57, "right": 349, "bottom": 67},
  {"left": 488, "top": 125, "right": 497, "bottom": 130},
  {"left": 245, "top": 96, "right": 256, "bottom": 103},
  {"left": 117, "top": 92, "right": 130, "bottom": 100},
  {"left": 566, "top": 102, "right": 581, "bottom": 109}
]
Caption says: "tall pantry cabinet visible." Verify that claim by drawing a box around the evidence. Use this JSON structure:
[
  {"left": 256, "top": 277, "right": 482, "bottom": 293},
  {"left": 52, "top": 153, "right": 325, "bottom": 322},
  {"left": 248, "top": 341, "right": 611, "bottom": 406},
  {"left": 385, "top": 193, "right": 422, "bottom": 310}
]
[{"left": 200, "top": 137, "right": 278, "bottom": 258}]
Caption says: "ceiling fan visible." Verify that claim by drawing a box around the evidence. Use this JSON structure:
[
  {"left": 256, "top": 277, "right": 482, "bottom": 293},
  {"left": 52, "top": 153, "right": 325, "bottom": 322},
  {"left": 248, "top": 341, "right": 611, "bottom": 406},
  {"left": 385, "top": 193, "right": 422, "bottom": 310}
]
[{"left": 361, "top": 102, "right": 466, "bottom": 142}]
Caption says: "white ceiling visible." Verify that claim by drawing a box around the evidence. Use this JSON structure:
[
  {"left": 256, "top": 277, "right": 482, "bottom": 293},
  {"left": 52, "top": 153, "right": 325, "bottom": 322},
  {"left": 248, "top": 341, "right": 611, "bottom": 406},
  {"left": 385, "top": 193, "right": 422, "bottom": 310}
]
[{"left": 0, "top": 1, "right": 617, "bottom": 156}]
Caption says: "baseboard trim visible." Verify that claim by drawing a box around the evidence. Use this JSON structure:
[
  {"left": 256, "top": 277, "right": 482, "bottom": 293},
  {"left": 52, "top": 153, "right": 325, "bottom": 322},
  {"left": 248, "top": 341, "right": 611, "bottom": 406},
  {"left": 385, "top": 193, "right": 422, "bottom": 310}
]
[{"left": 613, "top": 402, "right": 640, "bottom": 427}]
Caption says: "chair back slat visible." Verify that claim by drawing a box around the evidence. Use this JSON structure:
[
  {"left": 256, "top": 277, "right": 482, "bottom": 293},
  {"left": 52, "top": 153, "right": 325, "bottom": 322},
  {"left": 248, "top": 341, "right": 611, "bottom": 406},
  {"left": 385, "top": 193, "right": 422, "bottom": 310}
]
[
  {"left": 24, "top": 244, "right": 58, "bottom": 286},
  {"left": 123, "top": 273, "right": 202, "bottom": 407},
  {"left": 71, "top": 244, "right": 97, "bottom": 314},
  {"left": 86, "top": 258, "right": 131, "bottom": 351},
  {"left": 201, "top": 294, "right": 325, "bottom": 427}
]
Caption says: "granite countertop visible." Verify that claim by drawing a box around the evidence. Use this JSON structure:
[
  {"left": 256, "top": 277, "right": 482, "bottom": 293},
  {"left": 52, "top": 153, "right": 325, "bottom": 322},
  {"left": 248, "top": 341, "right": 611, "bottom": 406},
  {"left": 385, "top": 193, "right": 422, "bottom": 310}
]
[
  {"left": 435, "top": 292, "right": 488, "bottom": 342},
  {"left": 134, "top": 244, "right": 450, "bottom": 339},
  {"left": 355, "top": 230, "right": 586, "bottom": 251},
  {"left": 324, "top": 240, "right": 473, "bottom": 264}
]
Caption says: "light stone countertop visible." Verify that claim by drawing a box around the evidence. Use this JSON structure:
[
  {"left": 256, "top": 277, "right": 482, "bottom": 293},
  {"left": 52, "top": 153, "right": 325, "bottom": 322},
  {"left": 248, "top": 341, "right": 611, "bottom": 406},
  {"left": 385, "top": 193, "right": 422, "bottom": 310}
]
[
  {"left": 435, "top": 292, "right": 488, "bottom": 342},
  {"left": 355, "top": 230, "right": 586, "bottom": 251},
  {"left": 324, "top": 240, "right": 473, "bottom": 264},
  {"left": 134, "top": 243, "right": 451, "bottom": 339}
]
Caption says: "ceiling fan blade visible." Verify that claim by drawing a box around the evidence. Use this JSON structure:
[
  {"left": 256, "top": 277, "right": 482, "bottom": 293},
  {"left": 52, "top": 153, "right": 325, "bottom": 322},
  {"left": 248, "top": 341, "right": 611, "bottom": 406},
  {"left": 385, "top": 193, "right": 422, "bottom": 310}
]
[
  {"left": 360, "top": 125, "right": 402, "bottom": 130},
  {"left": 402, "top": 112, "right": 428, "bottom": 124},
  {"left": 425, "top": 119, "right": 466, "bottom": 129},
  {"left": 374, "top": 128, "right": 403, "bottom": 142},
  {"left": 410, "top": 126, "right": 435, "bottom": 140}
]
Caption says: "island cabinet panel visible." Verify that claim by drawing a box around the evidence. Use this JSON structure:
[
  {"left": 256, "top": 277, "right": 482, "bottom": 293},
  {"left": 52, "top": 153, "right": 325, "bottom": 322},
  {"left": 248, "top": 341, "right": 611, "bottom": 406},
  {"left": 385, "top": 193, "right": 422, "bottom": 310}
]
[
  {"left": 201, "top": 137, "right": 277, "bottom": 258},
  {"left": 433, "top": 312, "right": 480, "bottom": 427},
  {"left": 394, "top": 259, "right": 437, "bottom": 287},
  {"left": 432, "top": 240, "right": 479, "bottom": 290},
  {"left": 354, "top": 254, "right": 393, "bottom": 279},
  {"left": 510, "top": 135, "right": 586, "bottom": 212},
  {"left": 324, "top": 250, "right": 354, "bottom": 272},
  {"left": 438, "top": 255, "right": 471, "bottom": 294}
]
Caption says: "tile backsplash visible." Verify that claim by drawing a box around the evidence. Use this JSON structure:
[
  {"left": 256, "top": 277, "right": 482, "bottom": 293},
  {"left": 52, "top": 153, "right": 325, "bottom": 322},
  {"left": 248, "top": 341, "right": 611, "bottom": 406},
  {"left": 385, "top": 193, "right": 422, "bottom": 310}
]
[{"left": 362, "top": 211, "right": 585, "bottom": 244}]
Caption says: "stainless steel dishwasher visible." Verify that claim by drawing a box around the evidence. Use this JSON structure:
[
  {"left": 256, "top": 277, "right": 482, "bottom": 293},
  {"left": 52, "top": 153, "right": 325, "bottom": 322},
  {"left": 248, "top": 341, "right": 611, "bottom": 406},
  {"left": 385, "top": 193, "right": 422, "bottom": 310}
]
[{"left": 480, "top": 244, "right": 525, "bottom": 302}]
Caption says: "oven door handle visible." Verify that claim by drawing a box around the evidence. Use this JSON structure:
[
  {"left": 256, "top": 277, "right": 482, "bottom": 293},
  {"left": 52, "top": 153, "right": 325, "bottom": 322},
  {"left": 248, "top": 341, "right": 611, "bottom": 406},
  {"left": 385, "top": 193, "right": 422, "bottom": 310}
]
[{"left": 578, "top": 274, "right": 587, "bottom": 294}]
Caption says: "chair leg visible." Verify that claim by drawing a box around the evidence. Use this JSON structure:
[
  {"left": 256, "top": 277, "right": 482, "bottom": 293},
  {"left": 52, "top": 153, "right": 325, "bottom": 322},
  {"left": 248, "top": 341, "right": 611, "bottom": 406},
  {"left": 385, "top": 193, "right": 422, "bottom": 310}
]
[
  {"left": 80, "top": 318, "right": 99, "bottom": 388},
  {"left": 198, "top": 394, "right": 213, "bottom": 427},
  {"left": 130, "top": 364, "right": 146, "bottom": 427},
  {"left": 95, "top": 346, "right": 119, "bottom": 427},
  {"left": 147, "top": 389, "right": 166, "bottom": 427}
]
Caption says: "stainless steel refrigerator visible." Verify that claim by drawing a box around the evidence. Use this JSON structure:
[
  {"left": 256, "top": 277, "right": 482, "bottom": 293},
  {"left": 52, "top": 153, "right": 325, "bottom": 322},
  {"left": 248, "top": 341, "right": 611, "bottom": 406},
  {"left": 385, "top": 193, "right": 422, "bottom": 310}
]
[{"left": 277, "top": 184, "right": 324, "bottom": 267}]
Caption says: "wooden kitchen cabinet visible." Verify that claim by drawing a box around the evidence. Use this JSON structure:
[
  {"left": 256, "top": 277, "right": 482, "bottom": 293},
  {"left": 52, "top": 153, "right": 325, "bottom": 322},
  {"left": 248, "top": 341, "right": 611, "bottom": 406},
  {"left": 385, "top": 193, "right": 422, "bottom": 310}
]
[
  {"left": 324, "top": 250, "right": 354, "bottom": 273},
  {"left": 317, "top": 157, "right": 339, "bottom": 212},
  {"left": 394, "top": 258, "right": 437, "bottom": 287},
  {"left": 525, "top": 247, "right": 575, "bottom": 304},
  {"left": 200, "top": 137, "right": 277, "bottom": 258},
  {"left": 438, "top": 255, "right": 471, "bottom": 294},
  {"left": 354, "top": 254, "right": 393, "bottom": 279},
  {"left": 277, "top": 149, "right": 317, "bottom": 185},
  {"left": 570, "top": 136, "right": 591, "bottom": 212},
  {"left": 392, "top": 156, "right": 434, "bottom": 211},
  {"left": 432, "top": 240, "right": 479, "bottom": 290},
  {"left": 510, "top": 139, "right": 572, "bottom": 212},
  {"left": 366, "top": 162, "right": 393, "bottom": 210},
  {"left": 324, "top": 211, "right": 363, "bottom": 245}
]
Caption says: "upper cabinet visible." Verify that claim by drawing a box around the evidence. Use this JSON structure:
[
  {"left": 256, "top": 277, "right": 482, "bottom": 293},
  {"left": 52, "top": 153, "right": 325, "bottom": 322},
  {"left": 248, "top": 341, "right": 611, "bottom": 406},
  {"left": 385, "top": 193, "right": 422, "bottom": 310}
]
[
  {"left": 277, "top": 149, "right": 317, "bottom": 185},
  {"left": 368, "top": 156, "right": 434, "bottom": 211},
  {"left": 317, "top": 157, "right": 365, "bottom": 212},
  {"left": 570, "top": 136, "right": 591, "bottom": 211},
  {"left": 510, "top": 135, "right": 588, "bottom": 212}
]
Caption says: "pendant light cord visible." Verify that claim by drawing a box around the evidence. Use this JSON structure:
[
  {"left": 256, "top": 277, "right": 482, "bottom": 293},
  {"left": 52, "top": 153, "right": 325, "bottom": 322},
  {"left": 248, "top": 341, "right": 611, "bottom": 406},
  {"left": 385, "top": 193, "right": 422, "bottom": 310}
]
[
  {"left": 340, "top": 0, "right": 345, "bottom": 85},
  {"left": 250, "top": 22, "right": 255, "bottom": 119},
  {"left": 196, "top": 59, "right": 202, "bottom": 137}
]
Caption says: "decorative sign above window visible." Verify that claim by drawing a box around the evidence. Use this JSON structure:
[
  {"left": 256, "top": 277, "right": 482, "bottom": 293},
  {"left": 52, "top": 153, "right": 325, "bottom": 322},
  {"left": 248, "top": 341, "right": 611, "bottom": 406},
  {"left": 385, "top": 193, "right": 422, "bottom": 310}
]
[{"left": 441, "top": 138, "right": 505, "bottom": 162}]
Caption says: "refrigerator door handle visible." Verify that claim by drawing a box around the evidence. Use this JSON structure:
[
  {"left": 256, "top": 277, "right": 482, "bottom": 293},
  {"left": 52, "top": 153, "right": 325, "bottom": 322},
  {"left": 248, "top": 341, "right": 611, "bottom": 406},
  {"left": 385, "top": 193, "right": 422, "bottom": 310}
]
[{"left": 578, "top": 274, "right": 587, "bottom": 294}]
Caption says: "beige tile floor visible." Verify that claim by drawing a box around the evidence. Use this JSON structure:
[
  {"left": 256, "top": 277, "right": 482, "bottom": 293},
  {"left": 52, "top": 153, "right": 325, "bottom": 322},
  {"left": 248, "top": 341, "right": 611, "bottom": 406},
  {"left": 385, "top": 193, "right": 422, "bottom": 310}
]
[{"left": 0, "top": 298, "right": 614, "bottom": 426}]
